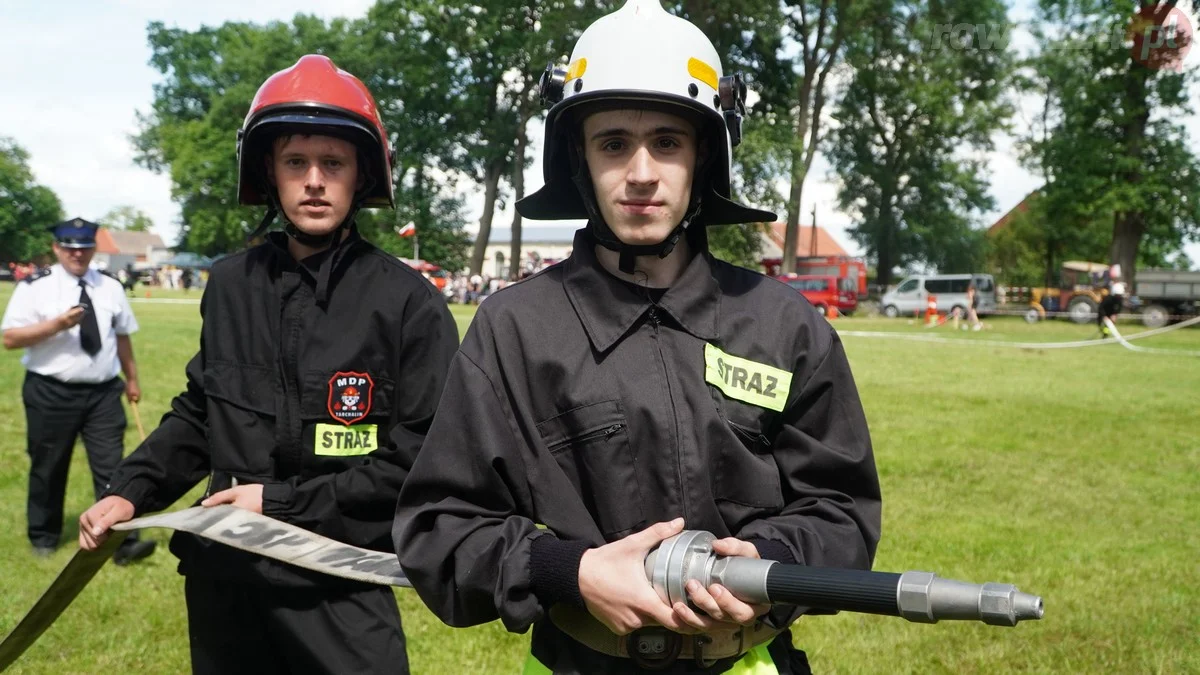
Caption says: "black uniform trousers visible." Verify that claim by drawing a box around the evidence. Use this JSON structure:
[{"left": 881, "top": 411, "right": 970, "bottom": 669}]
[
  {"left": 1099, "top": 294, "right": 1123, "bottom": 328},
  {"left": 22, "top": 371, "right": 126, "bottom": 548},
  {"left": 184, "top": 574, "right": 409, "bottom": 675}
]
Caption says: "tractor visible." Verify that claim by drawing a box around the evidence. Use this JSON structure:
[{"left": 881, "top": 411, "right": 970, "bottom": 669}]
[{"left": 1024, "top": 260, "right": 1110, "bottom": 325}]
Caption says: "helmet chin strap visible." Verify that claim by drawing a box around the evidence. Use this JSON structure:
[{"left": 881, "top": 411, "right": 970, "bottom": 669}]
[
  {"left": 244, "top": 192, "right": 368, "bottom": 308},
  {"left": 569, "top": 148, "right": 705, "bottom": 275},
  {"left": 245, "top": 166, "right": 377, "bottom": 249},
  {"left": 283, "top": 206, "right": 361, "bottom": 249}
]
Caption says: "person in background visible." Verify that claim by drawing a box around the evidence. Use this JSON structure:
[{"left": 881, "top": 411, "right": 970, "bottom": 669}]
[
  {"left": 1, "top": 217, "right": 156, "bottom": 564},
  {"left": 965, "top": 282, "right": 983, "bottom": 331},
  {"left": 1099, "top": 263, "right": 1125, "bottom": 336}
]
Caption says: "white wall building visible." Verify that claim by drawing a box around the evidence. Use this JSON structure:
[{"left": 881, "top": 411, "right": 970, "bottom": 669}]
[{"left": 476, "top": 225, "right": 578, "bottom": 278}]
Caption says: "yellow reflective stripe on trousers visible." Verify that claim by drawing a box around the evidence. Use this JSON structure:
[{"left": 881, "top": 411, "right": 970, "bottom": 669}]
[
  {"left": 521, "top": 643, "right": 778, "bottom": 674},
  {"left": 731, "top": 643, "right": 780, "bottom": 674},
  {"left": 522, "top": 654, "right": 552, "bottom": 675}
]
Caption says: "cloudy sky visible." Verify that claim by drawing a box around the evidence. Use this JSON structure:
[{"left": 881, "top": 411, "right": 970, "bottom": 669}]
[{"left": 3, "top": 1, "right": 1197, "bottom": 263}]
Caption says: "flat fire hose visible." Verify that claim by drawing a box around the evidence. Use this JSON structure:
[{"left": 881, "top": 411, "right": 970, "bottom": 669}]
[
  {"left": 0, "top": 531, "right": 131, "bottom": 672},
  {"left": 0, "top": 514, "right": 1044, "bottom": 672},
  {"left": 0, "top": 506, "right": 409, "bottom": 672}
]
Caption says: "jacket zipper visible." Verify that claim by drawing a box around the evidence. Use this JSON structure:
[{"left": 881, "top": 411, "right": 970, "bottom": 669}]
[
  {"left": 648, "top": 306, "right": 688, "bottom": 524},
  {"left": 276, "top": 277, "right": 306, "bottom": 477}
]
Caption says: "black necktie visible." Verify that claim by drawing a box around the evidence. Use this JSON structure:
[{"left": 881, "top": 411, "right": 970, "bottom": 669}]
[{"left": 78, "top": 279, "right": 101, "bottom": 356}]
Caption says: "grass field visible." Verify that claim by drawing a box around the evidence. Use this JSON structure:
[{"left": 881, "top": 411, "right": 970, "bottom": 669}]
[{"left": 0, "top": 282, "right": 1197, "bottom": 674}]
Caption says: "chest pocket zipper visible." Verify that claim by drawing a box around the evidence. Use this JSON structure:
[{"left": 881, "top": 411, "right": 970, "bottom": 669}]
[
  {"left": 547, "top": 423, "right": 625, "bottom": 454},
  {"left": 726, "top": 418, "right": 771, "bottom": 453},
  {"left": 714, "top": 413, "right": 783, "bottom": 508},
  {"left": 537, "top": 404, "right": 643, "bottom": 536}
]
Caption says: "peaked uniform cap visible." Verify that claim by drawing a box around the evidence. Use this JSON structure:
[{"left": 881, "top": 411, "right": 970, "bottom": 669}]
[{"left": 48, "top": 217, "right": 100, "bottom": 249}]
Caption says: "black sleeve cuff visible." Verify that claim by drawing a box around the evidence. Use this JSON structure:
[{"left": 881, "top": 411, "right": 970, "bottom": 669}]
[
  {"left": 529, "top": 533, "right": 591, "bottom": 610},
  {"left": 105, "top": 476, "right": 158, "bottom": 516},
  {"left": 748, "top": 538, "right": 797, "bottom": 565}
]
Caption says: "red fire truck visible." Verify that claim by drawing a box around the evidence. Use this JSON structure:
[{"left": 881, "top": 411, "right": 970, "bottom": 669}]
[{"left": 762, "top": 256, "right": 868, "bottom": 298}]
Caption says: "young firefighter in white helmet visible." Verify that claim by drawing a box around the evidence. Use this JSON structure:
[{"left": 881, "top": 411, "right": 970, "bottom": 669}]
[{"left": 395, "top": 2, "right": 881, "bottom": 673}]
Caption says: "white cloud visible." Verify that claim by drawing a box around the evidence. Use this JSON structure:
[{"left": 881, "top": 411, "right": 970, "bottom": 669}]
[{"left": 0, "top": 1, "right": 373, "bottom": 246}]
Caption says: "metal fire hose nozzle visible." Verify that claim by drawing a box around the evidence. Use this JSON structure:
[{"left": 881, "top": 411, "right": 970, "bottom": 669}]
[
  {"left": 895, "top": 571, "right": 1044, "bottom": 626},
  {"left": 644, "top": 530, "right": 1044, "bottom": 627}
]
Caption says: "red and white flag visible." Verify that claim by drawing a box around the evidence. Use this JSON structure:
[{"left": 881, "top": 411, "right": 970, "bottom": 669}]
[{"left": 396, "top": 223, "right": 417, "bottom": 238}]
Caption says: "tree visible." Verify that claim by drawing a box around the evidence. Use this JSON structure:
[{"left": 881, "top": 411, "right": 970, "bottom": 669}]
[
  {"left": 351, "top": 0, "right": 479, "bottom": 271},
  {"left": 776, "top": 0, "right": 850, "bottom": 275},
  {"left": 0, "top": 138, "right": 63, "bottom": 262},
  {"left": 985, "top": 192, "right": 1110, "bottom": 287},
  {"left": 827, "top": 0, "right": 1014, "bottom": 286},
  {"left": 134, "top": 17, "right": 358, "bottom": 256},
  {"left": 356, "top": 193, "right": 472, "bottom": 273},
  {"left": 101, "top": 205, "right": 155, "bottom": 232},
  {"left": 1025, "top": 0, "right": 1200, "bottom": 285},
  {"left": 669, "top": 0, "right": 792, "bottom": 269},
  {"left": 413, "top": 2, "right": 605, "bottom": 276}
]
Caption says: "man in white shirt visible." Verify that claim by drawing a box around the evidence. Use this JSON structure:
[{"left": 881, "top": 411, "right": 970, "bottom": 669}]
[{"left": 1, "top": 218, "right": 156, "bottom": 564}]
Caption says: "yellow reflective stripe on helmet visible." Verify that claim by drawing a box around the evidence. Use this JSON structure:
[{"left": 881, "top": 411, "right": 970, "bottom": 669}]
[
  {"left": 567, "top": 58, "right": 588, "bottom": 82},
  {"left": 522, "top": 654, "right": 553, "bottom": 675},
  {"left": 687, "top": 57, "right": 718, "bottom": 90},
  {"left": 704, "top": 343, "right": 792, "bottom": 412}
]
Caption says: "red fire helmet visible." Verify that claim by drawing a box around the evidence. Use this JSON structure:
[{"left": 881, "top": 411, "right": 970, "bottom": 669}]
[{"left": 237, "top": 55, "right": 394, "bottom": 208}]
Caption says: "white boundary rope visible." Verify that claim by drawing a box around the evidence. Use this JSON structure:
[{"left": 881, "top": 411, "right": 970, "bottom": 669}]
[
  {"left": 839, "top": 314, "right": 1200, "bottom": 351},
  {"left": 1103, "top": 318, "right": 1200, "bottom": 357},
  {"left": 129, "top": 297, "right": 202, "bottom": 305}
]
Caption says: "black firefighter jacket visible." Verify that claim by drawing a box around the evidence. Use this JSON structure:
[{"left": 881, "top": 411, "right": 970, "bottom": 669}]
[
  {"left": 394, "top": 229, "right": 882, "bottom": 672},
  {"left": 107, "top": 229, "right": 458, "bottom": 588}
]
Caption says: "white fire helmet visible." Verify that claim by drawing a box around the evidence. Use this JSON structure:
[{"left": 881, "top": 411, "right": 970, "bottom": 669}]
[{"left": 516, "top": 0, "right": 776, "bottom": 229}]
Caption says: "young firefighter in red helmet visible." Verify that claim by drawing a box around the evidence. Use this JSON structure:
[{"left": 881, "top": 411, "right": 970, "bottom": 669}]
[
  {"left": 394, "top": 2, "right": 881, "bottom": 673},
  {"left": 78, "top": 55, "right": 458, "bottom": 674}
]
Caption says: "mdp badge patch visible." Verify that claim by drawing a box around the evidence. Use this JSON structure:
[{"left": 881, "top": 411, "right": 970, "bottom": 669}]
[{"left": 327, "top": 372, "right": 374, "bottom": 426}]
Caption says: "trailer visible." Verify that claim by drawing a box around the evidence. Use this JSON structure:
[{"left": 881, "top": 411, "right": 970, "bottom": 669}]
[{"left": 1135, "top": 269, "right": 1200, "bottom": 328}]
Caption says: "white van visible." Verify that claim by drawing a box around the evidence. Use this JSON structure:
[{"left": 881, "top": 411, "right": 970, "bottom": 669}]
[{"left": 881, "top": 274, "right": 996, "bottom": 318}]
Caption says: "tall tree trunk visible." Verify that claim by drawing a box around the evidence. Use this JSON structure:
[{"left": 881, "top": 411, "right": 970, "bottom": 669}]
[
  {"left": 470, "top": 157, "right": 504, "bottom": 276},
  {"left": 876, "top": 237, "right": 894, "bottom": 290},
  {"left": 1044, "top": 242, "right": 1055, "bottom": 290},
  {"left": 414, "top": 166, "right": 428, "bottom": 232},
  {"left": 508, "top": 113, "right": 529, "bottom": 280},
  {"left": 1110, "top": 212, "right": 1142, "bottom": 289},
  {"left": 782, "top": 0, "right": 845, "bottom": 274},
  {"left": 1111, "top": 52, "right": 1151, "bottom": 287},
  {"left": 875, "top": 182, "right": 896, "bottom": 288},
  {"left": 783, "top": 66, "right": 816, "bottom": 275},
  {"left": 783, "top": 141, "right": 806, "bottom": 273}
]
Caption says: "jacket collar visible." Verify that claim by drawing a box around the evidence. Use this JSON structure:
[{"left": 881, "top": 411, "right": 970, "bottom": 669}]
[
  {"left": 54, "top": 264, "right": 100, "bottom": 288},
  {"left": 563, "top": 228, "right": 720, "bottom": 353},
  {"left": 266, "top": 226, "right": 365, "bottom": 286}
]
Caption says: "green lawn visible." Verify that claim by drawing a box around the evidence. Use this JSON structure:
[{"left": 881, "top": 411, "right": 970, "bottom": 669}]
[{"left": 1, "top": 283, "right": 1197, "bottom": 674}]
